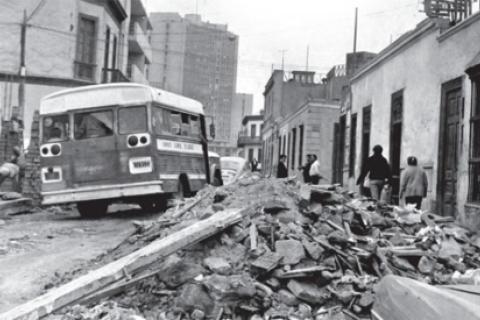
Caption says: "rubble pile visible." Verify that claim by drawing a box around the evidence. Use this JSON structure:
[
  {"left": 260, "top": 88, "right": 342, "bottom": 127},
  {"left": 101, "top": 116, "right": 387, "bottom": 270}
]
[{"left": 55, "top": 175, "right": 480, "bottom": 320}]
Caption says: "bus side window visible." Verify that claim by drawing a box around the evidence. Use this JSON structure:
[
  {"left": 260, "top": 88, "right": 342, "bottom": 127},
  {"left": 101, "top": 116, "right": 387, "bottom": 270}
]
[
  {"left": 181, "top": 113, "right": 190, "bottom": 136},
  {"left": 170, "top": 111, "right": 181, "bottom": 135},
  {"left": 191, "top": 115, "right": 200, "bottom": 136},
  {"left": 152, "top": 106, "right": 170, "bottom": 135}
]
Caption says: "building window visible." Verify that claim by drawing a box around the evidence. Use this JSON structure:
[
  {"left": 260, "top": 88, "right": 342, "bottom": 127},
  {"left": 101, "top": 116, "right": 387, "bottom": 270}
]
[
  {"left": 469, "top": 79, "right": 480, "bottom": 202},
  {"left": 349, "top": 113, "right": 357, "bottom": 177},
  {"left": 250, "top": 124, "right": 257, "bottom": 138},
  {"left": 291, "top": 128, "right": 297, "bottom": 170},
  {"left": 102, "top": 27, "right": 110, "bottom": 82},
  {"left": 299, "top": 125, "right": 304, "bottom": 166},
  {"left": 75, "top": 15, "right": 97, "bottom": 81}
]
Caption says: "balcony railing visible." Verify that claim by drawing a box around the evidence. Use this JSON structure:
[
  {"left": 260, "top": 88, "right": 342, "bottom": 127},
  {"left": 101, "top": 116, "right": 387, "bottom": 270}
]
[
  {"left": 237, "top": 132, "right": 262, "bottom": 147},
  {"left": 74, "top": 61, "right": 97, "bottom": 82},
  {"left": 102, "top": 68, "right": 130, "bottom": 83}
]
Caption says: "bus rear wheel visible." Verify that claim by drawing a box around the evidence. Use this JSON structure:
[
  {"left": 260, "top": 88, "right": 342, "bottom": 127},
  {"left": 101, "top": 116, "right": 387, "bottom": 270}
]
[
  {"left": 139, "top": 197, "right": 167, "bottom": 213},
  {"left": 77, "top": 200, "right": 108, "bottom": 218}
]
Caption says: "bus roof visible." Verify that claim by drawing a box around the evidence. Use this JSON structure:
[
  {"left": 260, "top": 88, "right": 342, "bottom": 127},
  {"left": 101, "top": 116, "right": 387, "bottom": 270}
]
[{"left": 40, "top": 83, "right": 204, "bottom": 115}]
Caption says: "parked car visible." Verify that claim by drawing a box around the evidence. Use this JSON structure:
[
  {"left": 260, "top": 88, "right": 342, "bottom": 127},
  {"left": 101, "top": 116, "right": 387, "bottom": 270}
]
[
  {"left": 208, "top": 152, "right": 223, "bottom": 186},
  {"left": 220, "top": 156, "right": 248, "bottom": 185}
]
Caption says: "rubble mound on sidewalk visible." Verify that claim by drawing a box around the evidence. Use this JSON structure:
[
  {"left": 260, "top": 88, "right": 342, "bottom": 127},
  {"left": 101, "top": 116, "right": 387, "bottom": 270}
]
[{"left": 55, "top": 175, "right": 480, "bottom": 320}]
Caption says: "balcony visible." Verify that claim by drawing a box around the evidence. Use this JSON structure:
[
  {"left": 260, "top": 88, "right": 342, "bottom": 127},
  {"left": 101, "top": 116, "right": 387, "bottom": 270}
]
[
  {"left": 237, "top": 132, "right": 262, "bottom": 147},
  {"left": 102, "top": 68, "right": 130, "bottom": 83},
  {"left": 127, "top": 64, "right": 149, "bottom": 85},
  {"left": 129, "top": 22, "right": 152, "bottom": 63}
]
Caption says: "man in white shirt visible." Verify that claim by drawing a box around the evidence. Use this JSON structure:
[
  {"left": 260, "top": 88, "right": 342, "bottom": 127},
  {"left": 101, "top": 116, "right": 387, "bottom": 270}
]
[{"left": 309, "top": 154, "right": 322, "bottom": 185}]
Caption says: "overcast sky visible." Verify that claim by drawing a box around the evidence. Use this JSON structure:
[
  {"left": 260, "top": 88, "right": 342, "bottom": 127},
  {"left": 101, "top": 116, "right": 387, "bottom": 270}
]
[{"left": 145, "top": 0, "right": 426, "bottom": 113}]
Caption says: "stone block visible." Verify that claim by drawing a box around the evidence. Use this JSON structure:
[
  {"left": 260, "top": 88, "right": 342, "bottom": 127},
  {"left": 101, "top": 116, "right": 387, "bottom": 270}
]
[
  {"left": 275, "top": 239, "right": 306, "bottom": 265},
  {"left": 203, "top": 256, "right": 232, "bottom": 275}
]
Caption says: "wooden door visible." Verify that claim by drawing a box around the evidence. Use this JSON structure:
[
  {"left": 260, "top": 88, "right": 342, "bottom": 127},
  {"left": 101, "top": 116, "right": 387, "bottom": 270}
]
[
  {"left": 439, "top": 82, "right": 462, "bottom": 216},
  {"left": 390, "top": 91, "right": 403, "bottom": 205}
]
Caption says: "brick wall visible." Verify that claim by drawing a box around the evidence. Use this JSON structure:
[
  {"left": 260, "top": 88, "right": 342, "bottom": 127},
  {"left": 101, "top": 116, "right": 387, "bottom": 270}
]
[{"left": 22, "top": 111, "right": 41, "bottom": 205}]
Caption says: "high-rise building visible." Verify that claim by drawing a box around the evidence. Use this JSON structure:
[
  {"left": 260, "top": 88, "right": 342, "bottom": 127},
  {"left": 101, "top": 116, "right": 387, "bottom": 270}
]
[{"left": 149, "top": 13, "right": 239, "bottom": 154}]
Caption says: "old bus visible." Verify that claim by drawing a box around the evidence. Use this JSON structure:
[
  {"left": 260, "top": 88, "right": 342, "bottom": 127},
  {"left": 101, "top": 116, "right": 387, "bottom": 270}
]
[{"left": 39, "top": 83, "right": 211, "bottom": 217}]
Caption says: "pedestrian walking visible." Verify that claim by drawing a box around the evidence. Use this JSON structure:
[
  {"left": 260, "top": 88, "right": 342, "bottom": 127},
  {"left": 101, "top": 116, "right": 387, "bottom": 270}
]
[
  {"left": 356, "top": 145, "right": 392, "bottom": 200},
  {"left": 299, "top": 154, "right": 313, "bottom": 183},
  {"left": 309, "top": 154, "right": 322, "bottom": 185},
  {"left": 399, "top": 156, "right": 428, "bottom": 210},
  {"left": 250, "top": 158, "right": 259, "bottom": 172},
  {"left": 277, "top": 154, "right": 288, "bottom": 178}
]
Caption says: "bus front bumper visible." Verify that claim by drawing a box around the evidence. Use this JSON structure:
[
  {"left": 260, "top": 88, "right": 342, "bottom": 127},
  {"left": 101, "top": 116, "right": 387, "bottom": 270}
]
[{"left": 41, "top": 181, "right": 164, "bottom": 205}]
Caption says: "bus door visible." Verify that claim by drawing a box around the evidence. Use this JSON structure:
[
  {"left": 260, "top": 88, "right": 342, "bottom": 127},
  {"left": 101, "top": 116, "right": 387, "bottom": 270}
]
[{"left": 71, "top": 108, "right": 120, "bottom": 185}]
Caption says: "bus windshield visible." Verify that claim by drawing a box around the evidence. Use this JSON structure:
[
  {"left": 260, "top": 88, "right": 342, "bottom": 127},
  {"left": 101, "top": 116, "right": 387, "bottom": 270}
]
[
  {"left": 74, "top": 110, "right": 114, "bottom": 139},
  {"left": 119, "top": 105, "right": 147, "bottom": 134},
  {"left": 42, "top": 114, "right": 69, "bottom": 142}
]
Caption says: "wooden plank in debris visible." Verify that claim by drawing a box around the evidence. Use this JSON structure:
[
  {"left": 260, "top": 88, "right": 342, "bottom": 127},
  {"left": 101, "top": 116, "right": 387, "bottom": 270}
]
[
  {"left": 249, "top": 223, "right": 258, "bottom": 251},
  {"left": 0, "top": 207, "right": 247, "bottom": 320},
  {"left": 0, "top": 198, "right": 33, "bottom": 218},
  {"left": 169, "top": 190, "right": 212, "bottom": 219}
]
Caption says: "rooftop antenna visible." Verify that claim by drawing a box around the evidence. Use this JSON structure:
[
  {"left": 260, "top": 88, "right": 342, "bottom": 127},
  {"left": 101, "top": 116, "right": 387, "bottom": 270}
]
[
  {"left": 279, "top": 49, "right": 287, "bottom": 70},
  {"left": 306, "top": 45, "right": 310, "bottom": 71}
]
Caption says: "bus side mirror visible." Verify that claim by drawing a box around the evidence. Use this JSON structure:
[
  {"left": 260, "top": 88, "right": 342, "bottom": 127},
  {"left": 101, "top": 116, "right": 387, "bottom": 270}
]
[{"left": 209, "top": 123, "right": 215, "bottom": 140}]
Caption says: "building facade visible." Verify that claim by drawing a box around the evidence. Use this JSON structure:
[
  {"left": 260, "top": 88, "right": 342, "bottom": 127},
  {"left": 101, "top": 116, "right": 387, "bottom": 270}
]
[
  {"left": 262, "top": 70, "right": 346, "bottom": 178},
  {"left": 126, "top": 0, "right": 152, "bottom": 85},
  {"left": 237, "top": 114, "right": 263, "bottom": 163},
  {"left": 278, "top": 99, "right": 340, "bottom": 181},
  {"left": 342, "top": 13, "right": 480, "bottom": 228},
  {"left": 0, "top": 0, "right": 151, "bottom": 145},
  {"left": 149, "top": 13, "right": 239, "bottom": 153},
  {"left": 230, "top": 93, "right": 253, "bottom": 147}
]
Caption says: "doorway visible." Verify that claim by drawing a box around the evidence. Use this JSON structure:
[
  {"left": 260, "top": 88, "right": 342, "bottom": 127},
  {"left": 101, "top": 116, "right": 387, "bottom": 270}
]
[
  {"left": 390, "top": 90, "right": 403, "bottom": 205},
  {"left": 360, "top": 106, "right": 372, "bottom": 196},
  {"left": 438, "top": 78, "right": 462, "bottom": 216}
]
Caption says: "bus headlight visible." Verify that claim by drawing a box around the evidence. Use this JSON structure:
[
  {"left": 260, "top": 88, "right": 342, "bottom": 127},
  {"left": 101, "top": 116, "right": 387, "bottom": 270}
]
[
  {"left": 40, "top": 143, "right": 62, "bottom": 157},
  {"left": 127, "top": 133, "right": 150, "bottom": 148}
]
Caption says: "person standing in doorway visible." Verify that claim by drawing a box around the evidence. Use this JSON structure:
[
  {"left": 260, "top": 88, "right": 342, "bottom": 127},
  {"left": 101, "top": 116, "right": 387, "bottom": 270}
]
[
  {"left": 356, "top": 145, "right": 392, "bottom": 200},
  {"left": 309, "top": 154, "right": 322, "bottom": 185},
  {"left": 399, "top": 156, "right": 428, "bottom": 209},
  {"left": 277, "top": 154, "right": 288, "bottom": 178},
  {"left": 250, "top": 158, "right": 259, "bottom": 172},
  {"left": 299, "top": 154, "right": 313, "bottom": 183}
]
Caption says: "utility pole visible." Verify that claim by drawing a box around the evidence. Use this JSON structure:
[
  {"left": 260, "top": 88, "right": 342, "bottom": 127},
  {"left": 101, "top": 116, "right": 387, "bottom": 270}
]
[
  {"left": 306, "top": 45, "right": 310, "bottom": 71},
  {"left": 18, "top": 10, "right": 27, "bottom": 120},
  {"left": 279, "top": 50, "right": 287, "bottom": 71},
  {"left": 352, "top": 7, "right": 358, "bottom": 75},
  {"left": 18, "top": 0, "right": 46, "bottom": 122}
]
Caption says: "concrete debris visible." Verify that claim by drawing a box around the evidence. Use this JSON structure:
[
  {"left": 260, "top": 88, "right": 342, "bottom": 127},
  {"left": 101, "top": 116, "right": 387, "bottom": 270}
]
[
  {"left": 18, "top": 173, "right": 480, "bottom": 320},
  {"left": 203, "top": 257, "right": 232, "bottom": 275},
  {"left": 275, "top": 239, "right": 306, "bottom": 265}
]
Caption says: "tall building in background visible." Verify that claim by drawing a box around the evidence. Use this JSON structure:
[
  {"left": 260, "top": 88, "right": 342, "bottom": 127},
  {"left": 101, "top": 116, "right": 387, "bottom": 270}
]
[
  {"left": 230, "top": 93, "right": 253, "bottom": 147},
  {"left": 149, "top": 13, "right": 239, "bottom": 155}
]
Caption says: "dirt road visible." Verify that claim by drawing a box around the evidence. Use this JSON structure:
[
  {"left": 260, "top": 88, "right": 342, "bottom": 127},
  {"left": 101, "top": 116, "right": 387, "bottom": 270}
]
[{"left": 0, "top": 205, "right": 161, "bottom": 313}]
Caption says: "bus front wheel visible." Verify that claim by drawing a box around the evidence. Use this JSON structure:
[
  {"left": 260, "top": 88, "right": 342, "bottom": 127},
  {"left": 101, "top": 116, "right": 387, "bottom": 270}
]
[{"left": 77, "top": 200, "right": 108, "bottom": 218}]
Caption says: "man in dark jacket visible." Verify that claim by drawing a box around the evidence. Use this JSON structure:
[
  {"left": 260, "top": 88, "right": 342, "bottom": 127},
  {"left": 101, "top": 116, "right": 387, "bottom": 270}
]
[
  {"left": 356, "top": 145, "right": 392, "bottom": 200},
  {"left": 299, "top": 154, "right": 313, "bottom": 183},
  {"left": 277, "top": 154, "right": 288, "bottom": 178}
]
